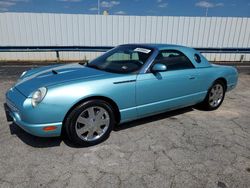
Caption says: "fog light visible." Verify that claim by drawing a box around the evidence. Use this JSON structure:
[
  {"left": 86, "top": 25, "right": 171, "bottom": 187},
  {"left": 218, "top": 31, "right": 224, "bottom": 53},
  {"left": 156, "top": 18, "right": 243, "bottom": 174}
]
[{"left": 43, "top": 126, "right": 57, "bottom": 131}]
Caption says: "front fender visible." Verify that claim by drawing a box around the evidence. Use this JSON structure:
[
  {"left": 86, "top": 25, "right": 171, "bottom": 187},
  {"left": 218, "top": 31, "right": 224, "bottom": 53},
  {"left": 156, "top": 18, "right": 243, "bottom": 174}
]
[{"left": 33, "top": 75, "right": 137, "bottom": 124}]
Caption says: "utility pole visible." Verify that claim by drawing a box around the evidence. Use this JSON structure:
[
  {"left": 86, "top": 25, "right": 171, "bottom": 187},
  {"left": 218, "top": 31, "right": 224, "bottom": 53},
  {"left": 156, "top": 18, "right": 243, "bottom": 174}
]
[
  {"left": 98, "top": 0, "right": 100, "bottom": 15},
  {"left": 205, "top": 7, "right": 208, "bottom": 17}
]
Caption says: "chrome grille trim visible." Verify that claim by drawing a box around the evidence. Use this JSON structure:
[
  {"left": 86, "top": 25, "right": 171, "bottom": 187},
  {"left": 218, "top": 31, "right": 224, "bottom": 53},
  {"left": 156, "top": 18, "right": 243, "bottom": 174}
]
[{"left": 6, "top": 98, "right": 19, "bottom": 113}]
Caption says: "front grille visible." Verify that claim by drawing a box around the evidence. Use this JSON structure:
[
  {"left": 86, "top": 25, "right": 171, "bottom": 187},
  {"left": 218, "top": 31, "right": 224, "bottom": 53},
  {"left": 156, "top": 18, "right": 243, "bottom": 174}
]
[{"left": 6, "top": 98, "right": 19, "bottom": 113}]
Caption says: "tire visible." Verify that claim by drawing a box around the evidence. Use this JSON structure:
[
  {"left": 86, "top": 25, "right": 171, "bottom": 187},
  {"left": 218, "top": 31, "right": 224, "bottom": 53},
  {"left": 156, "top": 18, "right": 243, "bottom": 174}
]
[
  {"left": 64, "top": 100, "right": 115, "bottom": 146},
  {"left": 200, "top": 80, "right": 226, "bottom": 111}
]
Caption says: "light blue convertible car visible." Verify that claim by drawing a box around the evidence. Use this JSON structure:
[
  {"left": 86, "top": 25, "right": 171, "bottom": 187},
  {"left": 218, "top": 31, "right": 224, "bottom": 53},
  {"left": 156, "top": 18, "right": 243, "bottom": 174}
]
[{"left": 5, "top": 44, "right": 238, "bottom": 146}]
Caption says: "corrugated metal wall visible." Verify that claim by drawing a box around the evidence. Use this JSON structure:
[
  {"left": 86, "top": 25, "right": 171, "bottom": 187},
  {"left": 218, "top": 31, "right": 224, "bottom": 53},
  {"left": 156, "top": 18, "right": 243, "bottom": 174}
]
[{"left": 0, "top": 13, "right": 250, "bottom": 61}]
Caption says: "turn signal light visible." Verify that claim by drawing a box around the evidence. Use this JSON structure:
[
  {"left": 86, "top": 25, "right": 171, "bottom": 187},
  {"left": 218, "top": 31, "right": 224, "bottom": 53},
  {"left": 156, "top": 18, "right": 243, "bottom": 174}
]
[{"left": 43, "top": 126, "right": 57, "bottom": 131}]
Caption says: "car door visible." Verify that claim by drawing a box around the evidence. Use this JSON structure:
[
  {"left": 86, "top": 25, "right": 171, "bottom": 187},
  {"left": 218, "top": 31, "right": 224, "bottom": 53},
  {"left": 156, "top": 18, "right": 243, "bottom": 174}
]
[{"left": 136, "top": 50, "right": 204, "bottom": 118}]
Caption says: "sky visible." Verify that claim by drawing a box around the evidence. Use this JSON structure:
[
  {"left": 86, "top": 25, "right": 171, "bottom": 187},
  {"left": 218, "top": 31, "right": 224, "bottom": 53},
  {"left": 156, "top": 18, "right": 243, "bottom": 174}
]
[{"left": 0, "top": 0, "right": 249, "bottom": 17}]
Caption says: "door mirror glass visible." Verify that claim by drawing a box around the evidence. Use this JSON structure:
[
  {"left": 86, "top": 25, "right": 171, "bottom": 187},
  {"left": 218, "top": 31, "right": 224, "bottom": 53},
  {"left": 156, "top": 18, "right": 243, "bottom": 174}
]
[{"left": 152, "top": 63, "right": 167, "bottom": 72}]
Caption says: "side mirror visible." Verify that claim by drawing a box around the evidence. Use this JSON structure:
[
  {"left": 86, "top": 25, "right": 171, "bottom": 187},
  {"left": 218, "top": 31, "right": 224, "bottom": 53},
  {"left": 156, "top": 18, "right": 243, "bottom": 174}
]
[{"left": 151, "top": 63, "right": 167, "bottom": 72}]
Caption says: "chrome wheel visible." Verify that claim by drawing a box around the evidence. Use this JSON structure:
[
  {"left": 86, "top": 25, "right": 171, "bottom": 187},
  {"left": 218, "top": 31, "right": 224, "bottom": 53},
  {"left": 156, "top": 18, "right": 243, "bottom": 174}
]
[
  {"left": 75, "top": 106, "right": 110, "bottom": 141},
  {"left": 208, "top": 84, "right": 224, "bottom": 108}
]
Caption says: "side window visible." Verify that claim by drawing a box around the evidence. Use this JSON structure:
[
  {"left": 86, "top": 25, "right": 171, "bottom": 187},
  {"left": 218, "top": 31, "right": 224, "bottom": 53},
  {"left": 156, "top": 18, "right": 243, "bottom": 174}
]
[{"left": 154, "top": 50, "right": 194, "bottom": 71}]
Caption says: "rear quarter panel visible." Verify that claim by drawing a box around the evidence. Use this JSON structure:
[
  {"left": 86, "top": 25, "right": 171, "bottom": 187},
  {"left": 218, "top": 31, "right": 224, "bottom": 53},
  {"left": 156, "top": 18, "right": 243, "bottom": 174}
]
[
  {"left": 196, "top": 64, "right": 238, "bottom": 92},
  {"left": 174, "top": 46, "right": 238, "bottom": 92}
]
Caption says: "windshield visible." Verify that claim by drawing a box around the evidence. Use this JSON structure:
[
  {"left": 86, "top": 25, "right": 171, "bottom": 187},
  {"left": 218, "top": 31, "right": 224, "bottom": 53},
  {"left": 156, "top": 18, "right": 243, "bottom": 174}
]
[{"left": 87, "top": 45, "right": 154, "bottom": 74}]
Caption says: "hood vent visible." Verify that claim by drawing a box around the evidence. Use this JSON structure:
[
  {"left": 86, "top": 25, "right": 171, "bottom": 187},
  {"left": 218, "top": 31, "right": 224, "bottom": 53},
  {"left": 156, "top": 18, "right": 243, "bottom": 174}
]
[{"left": 52, "top": 70, "right": 58, "bottom": 74}]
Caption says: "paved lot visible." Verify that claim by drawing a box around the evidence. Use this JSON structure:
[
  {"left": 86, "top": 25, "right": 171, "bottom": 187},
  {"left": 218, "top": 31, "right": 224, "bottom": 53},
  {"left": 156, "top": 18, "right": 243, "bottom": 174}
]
[{"left": 0, "top": 64, "right": 250, "bottom": 188}]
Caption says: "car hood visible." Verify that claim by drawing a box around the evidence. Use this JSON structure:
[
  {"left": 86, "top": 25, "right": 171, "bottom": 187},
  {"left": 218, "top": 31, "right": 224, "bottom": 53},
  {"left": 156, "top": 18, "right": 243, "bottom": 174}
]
[{"left": 15, "top": 63, "right": 108, "bottom": 97}]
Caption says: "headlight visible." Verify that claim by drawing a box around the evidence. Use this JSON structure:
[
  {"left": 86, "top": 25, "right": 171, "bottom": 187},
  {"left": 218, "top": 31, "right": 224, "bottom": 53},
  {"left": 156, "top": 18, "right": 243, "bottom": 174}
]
[{"left": 31, "top": 87, "right": 47, "bottom": 107}]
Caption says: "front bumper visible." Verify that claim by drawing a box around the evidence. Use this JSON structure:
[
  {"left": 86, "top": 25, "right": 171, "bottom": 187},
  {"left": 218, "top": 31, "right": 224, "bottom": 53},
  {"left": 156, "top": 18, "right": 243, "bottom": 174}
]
[
  {"left": 5, "top": 88, "right": 62, "bottom": 137},
  {"left": 4, "top": 103, "right": 13, "bottom": 122}
]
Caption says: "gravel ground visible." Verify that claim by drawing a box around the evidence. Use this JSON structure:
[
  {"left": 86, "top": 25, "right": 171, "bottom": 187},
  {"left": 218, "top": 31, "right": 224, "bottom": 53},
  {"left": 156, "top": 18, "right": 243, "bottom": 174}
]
[{"left": 0, "top": 64, "right": 250, "bottom": 188}]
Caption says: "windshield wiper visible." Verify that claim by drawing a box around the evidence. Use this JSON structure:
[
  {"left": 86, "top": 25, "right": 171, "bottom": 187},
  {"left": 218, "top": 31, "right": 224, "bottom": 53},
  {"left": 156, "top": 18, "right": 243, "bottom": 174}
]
[
  {"left": 79, "top": 60, "right": 88, "bottom": 66},
  {"left": 87, "top": 64, "right": 101, "bottom": 70},
  {"left": 78, "top": 61, "right": 101, "bottom": 70}
]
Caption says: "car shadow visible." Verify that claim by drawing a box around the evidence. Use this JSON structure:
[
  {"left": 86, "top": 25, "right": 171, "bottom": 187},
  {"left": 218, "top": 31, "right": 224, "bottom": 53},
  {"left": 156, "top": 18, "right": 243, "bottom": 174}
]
[
  {"left": 9, "top": 106, "right": 194, "bottom": 148},
  {"left": 9, "top": 123, "right": 63, "bottom": 148}
]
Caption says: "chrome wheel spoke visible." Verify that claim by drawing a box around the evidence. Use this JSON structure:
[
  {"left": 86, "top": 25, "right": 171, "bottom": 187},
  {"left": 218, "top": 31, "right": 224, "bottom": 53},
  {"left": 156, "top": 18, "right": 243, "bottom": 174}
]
[
  {"left": 209, "top": 100, "right": 214, "bottom": 105},
  {"left": 86, "top": 129, "right": 95, "bottom": 140},
  {"left": 96, "top": 126, "right": 103, "bottom": 135},
  {"left": 77, "top": 116, "right": 89, "bottom": 125},
  {"left": 77, "top": 125, "right": 90, "bottom": 135},
  {"left": 211, "top": 88, "right": 215, "bottom": 94},
  {"left": 88, "top": 107, "right": 95, "bottom": 118},
  {"left": 96, "top": 108, "right": 105, "bottom": 120},
  {"left": 213, "top": 95, "right": 216, "bottom": 100},
  {"left": 97, "top": 118, "right": 109, "bottom": 126}
]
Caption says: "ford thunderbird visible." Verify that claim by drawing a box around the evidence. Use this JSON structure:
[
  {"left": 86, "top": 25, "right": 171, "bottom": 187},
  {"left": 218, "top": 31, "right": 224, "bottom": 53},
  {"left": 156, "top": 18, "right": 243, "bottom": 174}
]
[{"left": 5, "top": 44, "right": 238, "bottom": 146}]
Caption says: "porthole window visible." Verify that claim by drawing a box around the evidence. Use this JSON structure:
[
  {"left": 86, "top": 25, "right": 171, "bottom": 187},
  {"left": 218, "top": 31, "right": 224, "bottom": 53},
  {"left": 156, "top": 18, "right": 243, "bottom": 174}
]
[{"left": 194, "top": 54, "right": 201, "bottom": 63}]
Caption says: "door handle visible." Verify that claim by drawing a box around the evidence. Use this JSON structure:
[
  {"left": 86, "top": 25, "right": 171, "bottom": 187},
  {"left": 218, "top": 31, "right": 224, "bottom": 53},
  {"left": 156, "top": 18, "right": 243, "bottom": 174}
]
[{"left": 189, "top": 76, "right": 196, "bottom": 80}]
